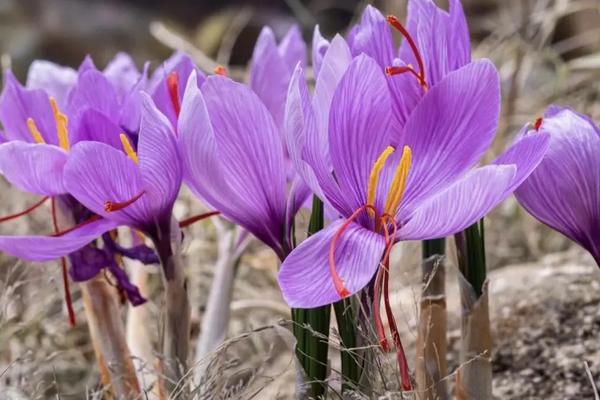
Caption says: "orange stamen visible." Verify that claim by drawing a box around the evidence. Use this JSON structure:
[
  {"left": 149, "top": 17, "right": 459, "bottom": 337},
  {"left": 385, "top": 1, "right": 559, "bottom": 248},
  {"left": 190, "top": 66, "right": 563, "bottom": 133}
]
[
  {"left": 386, "top": 15, "right": 428, "bottom": 90},
  {"left": 213, "top": 65, "right": 228, "bottom": 76},
  {"left": 179, "top": 211, "right": 221, "bottom": 228},
  {"left": 329, "top": 205, "right": 375, "bottom": 298},
  {"left": 0, "top": 196, "right": 49, "bottom": 223},
  {"left": 51, "top": 197, "right": 76, "bottom": 326},
  {"left": 166, "top": 71, "right": 181, "bottom": 118},
  {"left": 104, "top": 191, "right": 145, "bottom": 213}
]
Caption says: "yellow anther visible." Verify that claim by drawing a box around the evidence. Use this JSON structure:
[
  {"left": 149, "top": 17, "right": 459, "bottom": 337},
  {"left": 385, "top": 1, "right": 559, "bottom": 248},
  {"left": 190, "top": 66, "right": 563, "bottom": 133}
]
[
  {"left": 27, "top": 118, "right": 45, "bottom": 144},
  {"left": 383, "top": 145, "right": 412, "bottom": 216},
  {"left": 49, "top": 97, "right": 70, "bottom": 150},
  {"left": 119, "top": 133, "right": 138, "bottom": 164},
  {"left": 367, "top": 145, "right": 395, "bottom": 216}
]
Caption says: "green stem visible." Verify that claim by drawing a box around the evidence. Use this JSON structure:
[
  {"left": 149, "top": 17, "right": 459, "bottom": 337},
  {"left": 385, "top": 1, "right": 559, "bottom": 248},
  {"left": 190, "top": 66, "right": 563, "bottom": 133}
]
[
  {"left": 333, "top": 298, "right": 360, "bottom": 392},
  {"left": 292, "top": 196, "right": 331, "bottom": 398},
  {"left": 455, "top": 219, "right": 486, "bottom": 297},
  {"left": 423, "top": 238, "right": 445, "bottom": 259}
]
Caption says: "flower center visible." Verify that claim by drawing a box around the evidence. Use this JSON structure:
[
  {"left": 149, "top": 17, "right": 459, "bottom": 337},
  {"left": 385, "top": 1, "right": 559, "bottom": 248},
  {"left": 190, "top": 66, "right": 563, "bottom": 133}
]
[
  {"left": 166, "top": 71, "right": 181, "bottom": 118},
  {"left": 385, "top": 15, "right": 428, "bottom": 91},
  {"left": 26, "top": 97, "right": 70, "bottom": 150},
  {"left": 329, "top": 145, "right": 413, "bottom": 298},
  {"left": 366, "top": 145, "right": 413, "bottom": 220}
]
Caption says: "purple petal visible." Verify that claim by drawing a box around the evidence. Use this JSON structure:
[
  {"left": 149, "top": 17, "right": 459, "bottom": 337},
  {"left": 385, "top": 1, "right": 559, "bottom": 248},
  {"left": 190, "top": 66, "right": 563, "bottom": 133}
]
[
  {"left": 493, "top": 131, "right": 551, "bottom": 192},
  {"left": 178, "top": 71, "right": 229, "bottom": 206},
  {"left": 63, "top": 141, "right": 150, "bottom": 228},
  {"left": 67, "top": 69, "right": 120, "bottom": 122},
  {"left": 199, "top": 76, "right": 288, "bottom": 253},
  {"left": 77, "top": 55, "right": 97, "bottom": 74},
  {"left": 348, "top": 5, "right": 395, "bottom": 67},
  {"left": 138, "top": 94, "right": 182, "bottom": 218},
  {"left": 26, "top": 60, "right": 77, "bottom": 108},
  {"left": 278, "top": 25, "right": 307, "bottom": 71},
  {"left": 284, "top": 66, "right": 328, "bottom": 203},
  {"left": 398, "top": 165, "right": 516, "bottom": 240},
  {"left": 249, "top": 27, "right": 291, "bottom": 130},
  {"left": 179, "top": 73, "right": 277, "bottom": 250},
  {"left": 278, "top": 219, "right": 386, "bottom": 308},
  {"left": 0, "top": 142, "right": 67, "bottom": 195},
  {"left": 103, "top": 52, "right": 141, "bottom": 101},
  {"left": 398, "top": 60, "right": 500, "bottom": 214},
  {"left": 68, "top": 245, "right": 107, "bottom": 281},
  {"left": 329, "top": 54, "right": 392, "bottom": 215},
  {"left": 119, "top": 62, "right": 149, "bottom": 135},
  {"left": 0, "top": 71, "right": 58, "bottom": 144},
  {"left": 312, "top": 35, "right": 352, "bottom": 140},
  {"left": 0, "top": 217, "right": 119, "bottom": 262},
  {"left": 105, "top": 255, "right": 146, "bottom": 305},
  {"left": 515, "top": 108, "right": 600, "bottom": 264},
  {"left": 70, "top": 108, "right": 123, "bottom": 149},
  {"left": 311, "top": 25, "right": 329, "bottom": 79}
]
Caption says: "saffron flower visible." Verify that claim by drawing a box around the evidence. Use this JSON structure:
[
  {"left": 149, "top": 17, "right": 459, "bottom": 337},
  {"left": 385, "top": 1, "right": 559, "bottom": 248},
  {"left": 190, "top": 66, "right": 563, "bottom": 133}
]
[
  {"left": 516, "top": 107, "right": 600, "bottom": 266},
  {"left": 0, "top": 57, "right": 165, "bottom": 305},
  {"left": 0, "top": 94, "right": 182, "bottom": 262},
  {"left": 279, "top": 53, "right": 549, "bottom": 308},
  {"left": 178, "top": 26, "right": 309, "bottom": 259},
  {"left": 178, "top": 71, "right": 306, "bottom": 260}
]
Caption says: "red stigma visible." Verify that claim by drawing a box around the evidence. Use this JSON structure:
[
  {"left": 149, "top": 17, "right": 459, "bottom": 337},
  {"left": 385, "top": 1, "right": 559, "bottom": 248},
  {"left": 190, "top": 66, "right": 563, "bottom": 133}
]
[
  {"left": 52, "top": 215, "right": 101, "bottom": 237},
  {"left": 179, "top": 211, "right": 221, "bottom": 228},
  {"left": 534, "top": 117, "right": 543, "bottom": 131},
  {"left": 0, "top": 196, "right": 49, "bottom": 223},
  {"left": 375, "top": 214, "right": 413, "bottom": 392},
  {"left": 213, "top": 65, "right": 228, "bottom": 76},
  {"left": 329, "top": 205, "right": 376, "bottom": 298},
  {"left": 386, "top": 15, "right": 427, "bottom": 90},
  {"left": 104, "top": 191, "right": 146, "bottom": 213},
  {"left": 166, "top": 72, "right": 181, "bottom": 118},
  {"left": 51, "top": 197, "right": 76, "bottom": 326}
]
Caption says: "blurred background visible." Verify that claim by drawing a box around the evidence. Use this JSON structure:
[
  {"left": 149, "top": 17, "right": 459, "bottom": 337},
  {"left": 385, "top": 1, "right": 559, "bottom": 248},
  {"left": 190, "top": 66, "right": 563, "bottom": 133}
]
[{"left": 0, "top": 0, "right": 600, "bottom": 398}]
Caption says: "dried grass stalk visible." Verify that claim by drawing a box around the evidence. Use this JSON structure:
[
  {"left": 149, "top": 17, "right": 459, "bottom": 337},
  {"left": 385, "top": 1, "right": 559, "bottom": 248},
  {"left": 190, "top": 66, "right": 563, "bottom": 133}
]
[
  {"left": 456, "top": 278, "right": 492, "bottom": 400},
  {"left": 416, "top": 255, "right": 448, "bottom": 400},
  {"left": 82, "top": 277, "right": 141, "bottom": 398}
]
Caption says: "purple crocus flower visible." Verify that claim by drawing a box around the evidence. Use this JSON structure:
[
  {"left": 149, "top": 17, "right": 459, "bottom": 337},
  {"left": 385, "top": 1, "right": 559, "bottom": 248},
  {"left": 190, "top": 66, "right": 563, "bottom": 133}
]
[
  {"left": 515, "top": 107, "right": 600, "bottom": 266},
  {"left": 0, "top": 94, "right": 181, "bottom": 258},
  {"left": 0, "top": 55, "right": 158, "bottom": 305},
  {"left": 279, "top": 53, "right": 549, "bottom": 309},
  {"left": 178, "top": 71, "right": 306, "bottom": 260},
  {"left": 177, "top": 26, "right": 309, "bottom": 259}
]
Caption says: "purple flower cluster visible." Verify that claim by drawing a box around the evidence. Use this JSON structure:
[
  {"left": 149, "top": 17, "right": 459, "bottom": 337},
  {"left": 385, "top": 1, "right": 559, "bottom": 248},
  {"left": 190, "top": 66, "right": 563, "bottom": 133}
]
[{"left": 0, "top": 0, "right": 596, "bottom": 326}]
